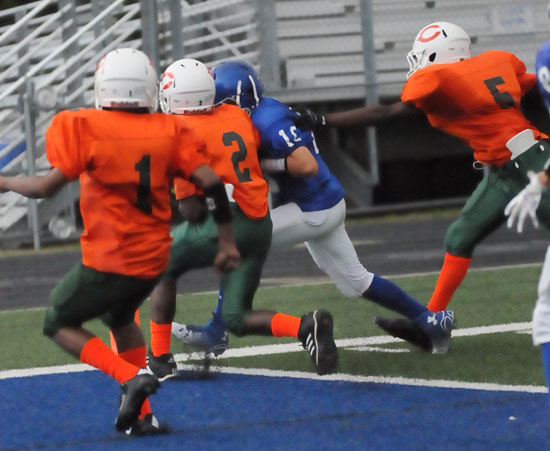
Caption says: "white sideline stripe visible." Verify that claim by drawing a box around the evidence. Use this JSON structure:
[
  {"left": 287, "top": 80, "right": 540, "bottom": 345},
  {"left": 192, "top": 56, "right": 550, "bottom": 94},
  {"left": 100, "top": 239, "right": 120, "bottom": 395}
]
[
  {"left": 170, "top": 321, "right": 533, "bottom": 362},
  {"left": 0, "top": 322, "right": 534, "bottom": 383},
  {"left": 178, "top": 365, "right": 547, "bottom": 394}
]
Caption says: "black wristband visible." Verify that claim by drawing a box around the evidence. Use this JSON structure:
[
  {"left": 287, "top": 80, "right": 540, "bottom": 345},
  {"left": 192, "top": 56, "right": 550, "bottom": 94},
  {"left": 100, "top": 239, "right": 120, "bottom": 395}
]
[{"left": 203, "top": 182, "right": 233, "bottom": 224}]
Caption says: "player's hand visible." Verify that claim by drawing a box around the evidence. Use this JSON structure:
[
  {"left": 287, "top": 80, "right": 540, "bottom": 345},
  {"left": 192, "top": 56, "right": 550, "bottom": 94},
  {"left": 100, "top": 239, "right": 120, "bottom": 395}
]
[
  {"left": 291, "top": 107, "right": 326, "bottom": 130},
  {"left": 214, "top": 244, "right": 241, "bottom": 274},
  {"left": 504, "top": 171, "right": 544, "bottom": 233}
]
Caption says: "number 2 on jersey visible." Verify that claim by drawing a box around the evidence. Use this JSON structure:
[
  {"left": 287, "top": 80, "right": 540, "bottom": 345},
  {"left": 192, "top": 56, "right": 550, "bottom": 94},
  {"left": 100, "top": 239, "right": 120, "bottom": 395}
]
[{"left": 223, "top": 131, "right": 252, "bottom": 182}]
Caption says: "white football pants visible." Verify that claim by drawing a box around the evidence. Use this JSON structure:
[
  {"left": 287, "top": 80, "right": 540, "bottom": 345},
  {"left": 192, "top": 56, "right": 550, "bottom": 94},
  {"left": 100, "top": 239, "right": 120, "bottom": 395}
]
[
  {"left": 533, "top": 245, "right": 550, "bottom": 345},
  {"left": 270, "top": 199, "right": 374, "bottom": 298}
]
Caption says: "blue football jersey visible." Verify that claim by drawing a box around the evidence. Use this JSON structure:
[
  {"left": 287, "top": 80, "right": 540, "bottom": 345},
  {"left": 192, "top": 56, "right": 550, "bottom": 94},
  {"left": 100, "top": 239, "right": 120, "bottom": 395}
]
[
  {"left": 536, "top": 41, "right": 550, "bottom": 112},
  {"left": 251, "top": 97, "right": 345, "bottom": 211}
]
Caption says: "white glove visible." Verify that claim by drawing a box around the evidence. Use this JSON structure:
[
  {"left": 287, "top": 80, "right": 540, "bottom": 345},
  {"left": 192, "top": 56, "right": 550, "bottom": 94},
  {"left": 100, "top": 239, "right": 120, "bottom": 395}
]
[{"left": 504, "top": 171, "right": 544, "bottom": 233}]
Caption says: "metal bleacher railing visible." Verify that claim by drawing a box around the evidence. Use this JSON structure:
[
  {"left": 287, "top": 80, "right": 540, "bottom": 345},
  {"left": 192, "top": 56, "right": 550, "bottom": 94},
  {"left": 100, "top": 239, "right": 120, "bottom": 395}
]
[
  {"left": 0, "top": 0, "right": 259, "bottom": 249},
  {"left": 0, "top": 0, "right": 547, "bottom": 249}
]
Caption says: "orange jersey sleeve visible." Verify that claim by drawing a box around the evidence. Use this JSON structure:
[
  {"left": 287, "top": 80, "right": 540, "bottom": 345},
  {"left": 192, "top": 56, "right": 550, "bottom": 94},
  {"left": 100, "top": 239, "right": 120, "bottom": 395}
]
[
  {"left": 45, "top": 109, "right": 209, "bottom": 278},
  {"left": 46, "top": 111, "right": 90, "bottom": 179},
  {"left": 401, "top": 50, "right": 546, "bottom": 165},
  {"left": 174, "top": 104, "right": 268, "bottom": 219}
]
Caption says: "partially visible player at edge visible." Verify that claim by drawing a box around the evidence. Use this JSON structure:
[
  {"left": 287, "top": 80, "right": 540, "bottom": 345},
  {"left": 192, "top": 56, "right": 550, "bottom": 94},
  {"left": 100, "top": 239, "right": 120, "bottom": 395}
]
[
  {"left": 146, "top": 58, "right": 338, "bottom": 379},
  {"left": 505, "top": 2, "right": 550, "bottom": 397},
  {"left": 294, "top": 22, "right": 550, "bottom": 350},
  {"left": 174, "top": 60, "right": 455, "bottom": 356},
  {"left": 0, "top": 48, "right": 240, "bottom": 434}
]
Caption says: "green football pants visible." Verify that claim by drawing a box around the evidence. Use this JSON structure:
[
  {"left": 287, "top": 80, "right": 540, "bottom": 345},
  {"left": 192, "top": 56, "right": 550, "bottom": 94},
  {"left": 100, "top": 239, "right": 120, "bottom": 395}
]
[
  {"left": 165, "top": 204, "right": 272, "bottom": 335},
  {"left": 445, "top": 139, "right": 550, "bottom": 257}
]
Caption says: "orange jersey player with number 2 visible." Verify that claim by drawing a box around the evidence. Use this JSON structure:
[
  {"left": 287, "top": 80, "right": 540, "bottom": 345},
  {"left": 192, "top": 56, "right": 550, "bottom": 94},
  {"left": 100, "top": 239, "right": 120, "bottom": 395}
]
[
  {"left": 146, "top": 59, "right": 338, "bottom": 379},
  {"left": 294, "top": 22, "right": 550, "bottom": 352},
  {"left": 0, "top": 48, "right": 240, "bottom": 435}
]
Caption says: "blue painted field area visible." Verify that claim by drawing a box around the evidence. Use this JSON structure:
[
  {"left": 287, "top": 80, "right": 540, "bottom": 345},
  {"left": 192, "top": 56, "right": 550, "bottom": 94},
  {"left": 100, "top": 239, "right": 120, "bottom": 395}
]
[{"left": 1, "top": 370, "right": 548, "bottom": 451}]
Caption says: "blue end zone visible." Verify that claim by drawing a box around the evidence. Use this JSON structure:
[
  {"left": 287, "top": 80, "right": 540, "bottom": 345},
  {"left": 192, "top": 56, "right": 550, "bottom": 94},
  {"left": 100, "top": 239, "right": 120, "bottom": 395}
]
[{"left": 1, "top": 370, "right": 547, "bottom": 450}]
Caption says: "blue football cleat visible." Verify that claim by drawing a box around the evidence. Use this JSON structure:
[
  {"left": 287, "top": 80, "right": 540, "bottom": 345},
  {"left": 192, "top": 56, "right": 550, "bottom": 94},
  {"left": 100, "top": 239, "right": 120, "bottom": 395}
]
[
  {"left": 172, "top": 311, "right": 229, "bottom": 356},
  {"left": 414, "top": 310, "right": 455, "bottom": 353},
  {"left": 374, "top": 310, "right": 456, "bottom": 354}
]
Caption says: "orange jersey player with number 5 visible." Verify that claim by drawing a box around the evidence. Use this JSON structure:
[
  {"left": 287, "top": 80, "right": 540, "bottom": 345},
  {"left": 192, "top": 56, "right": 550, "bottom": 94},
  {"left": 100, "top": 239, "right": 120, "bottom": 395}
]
[
  {"left": 0, "top": 48, "right": 240, "bottom": 435},
  {"left": 295, "top": 22, "right": 550, "bottom": 351}
]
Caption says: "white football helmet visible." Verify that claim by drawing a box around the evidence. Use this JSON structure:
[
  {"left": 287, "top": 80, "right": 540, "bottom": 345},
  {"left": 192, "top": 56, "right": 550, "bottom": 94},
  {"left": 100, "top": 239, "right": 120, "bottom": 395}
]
[
  {"left": 159, "top": 59, "right": 215, "bottom": 115},
  {"left": 94, "top": 48, "right": 158, "bottom": 112},
  {"left": 407, "top": 22, "right": 471, "bottom": 78}
]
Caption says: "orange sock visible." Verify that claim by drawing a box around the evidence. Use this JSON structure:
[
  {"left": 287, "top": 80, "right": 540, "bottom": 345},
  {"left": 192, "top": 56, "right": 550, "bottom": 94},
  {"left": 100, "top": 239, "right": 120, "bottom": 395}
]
[
  {"left": 119, "top": 345, "right": 151, "bottom": 418},
  {"left": 80, "top": 337, "right": 139, "bottom": 384},
  {"left": 427, "top": 252, "right": 471, "bottom": 312},
  {"left": 271, "top": 313, "right": 301, "bottom": 338},
  {"left": 150, "top": 320, "right": 172, "bottom": 357}
]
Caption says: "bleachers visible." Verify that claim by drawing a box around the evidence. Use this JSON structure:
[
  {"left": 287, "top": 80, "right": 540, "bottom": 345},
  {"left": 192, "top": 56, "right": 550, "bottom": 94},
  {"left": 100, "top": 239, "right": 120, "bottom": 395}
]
[
  {"left": 1, "top": 0, "right": 548, "bottom": 243},
  {"left": 275, "top": 0, "right": 549, "bottom": 101}
]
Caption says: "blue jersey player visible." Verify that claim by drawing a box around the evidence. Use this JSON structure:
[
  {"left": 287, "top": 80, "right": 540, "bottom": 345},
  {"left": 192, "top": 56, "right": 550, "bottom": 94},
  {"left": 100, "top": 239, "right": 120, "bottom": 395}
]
[
  {"left": 505, "top": 15, "right": 550, "bottom": 397},
  {"left": 172, "top": 61, "right": 455, "bottom": 356}
]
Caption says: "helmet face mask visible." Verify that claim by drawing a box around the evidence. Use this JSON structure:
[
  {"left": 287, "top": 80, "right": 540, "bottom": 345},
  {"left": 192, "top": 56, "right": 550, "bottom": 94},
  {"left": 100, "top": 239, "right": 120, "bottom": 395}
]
[
  {"left": 407, "top": 22, "right": 472, "bottom": 78},
  {"left": 159, "top": 59, "right": 216, "bottom": 115},
  {"left": 211, "top": 61, "right": 264, "bottom": 114},
  {"left": 94, "top": 48, "right": 158, "bottom": 112}
]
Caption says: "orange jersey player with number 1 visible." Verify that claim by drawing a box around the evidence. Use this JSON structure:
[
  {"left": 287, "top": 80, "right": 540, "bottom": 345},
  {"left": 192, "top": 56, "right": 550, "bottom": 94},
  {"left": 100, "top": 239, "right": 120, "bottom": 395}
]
[
  {"left": 0, "top": 48, "right": 240, "bottom": 435},
  {"left": 146, "top": 59, "right": 338, "bottom": 379},
  {"left": 294, "top": 22, "right": 550, "bottom": 352}
]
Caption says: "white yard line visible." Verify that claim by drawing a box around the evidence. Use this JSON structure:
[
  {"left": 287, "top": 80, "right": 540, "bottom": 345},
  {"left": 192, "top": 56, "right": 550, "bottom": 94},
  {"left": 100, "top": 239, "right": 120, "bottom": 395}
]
[
  {"left": 0, "top": 321, "right": 545, "bottom": 394},
  {"left": 178, "top": 365, "right": 547, "bottom": 394}
]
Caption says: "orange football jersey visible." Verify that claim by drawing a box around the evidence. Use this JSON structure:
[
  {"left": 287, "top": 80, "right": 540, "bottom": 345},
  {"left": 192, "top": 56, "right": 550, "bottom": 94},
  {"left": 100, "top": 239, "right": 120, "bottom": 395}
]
[
  {"left": 173, "top": 104, "right": 268, "bottom": 219},
  {"left": 402, "top": 50, "right": 547, "bottom": 166},
  {"left": 46, "top": 109, "right": 209, "bottom": 277}
]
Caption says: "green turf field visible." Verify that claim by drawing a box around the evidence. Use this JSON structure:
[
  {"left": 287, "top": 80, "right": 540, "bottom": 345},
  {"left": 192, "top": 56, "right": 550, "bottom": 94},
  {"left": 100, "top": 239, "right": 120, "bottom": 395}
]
[{"left": 0, "top": 264, "right": 545, "bottom": 388}]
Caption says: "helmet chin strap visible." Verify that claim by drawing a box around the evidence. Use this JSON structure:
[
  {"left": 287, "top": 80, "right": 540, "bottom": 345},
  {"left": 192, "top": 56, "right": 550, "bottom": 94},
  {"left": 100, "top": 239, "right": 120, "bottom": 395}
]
[
  {"left": 249, "top": 75, "right": 260, "bottom": 108},
  {"left": 236, "top": 80, "right": 242, "bottom": 108}
]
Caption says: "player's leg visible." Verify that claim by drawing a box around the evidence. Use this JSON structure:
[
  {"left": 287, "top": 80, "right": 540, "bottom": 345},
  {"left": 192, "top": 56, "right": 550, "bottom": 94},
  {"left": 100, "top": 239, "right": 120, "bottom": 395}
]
[
  {"left": 302, "top": 201, "right": 427, "bottom": 318},
  {"left": 148, "top": 219, "right": 218, "bottom": 376},
  {"left": 219, "top": 250, "right": 337, "bottom": 375},
  {"left": 270, "top": 201, "right": 337, "bottom": 248},
  {"left": 532, "top": 245, "right": 550, "bottom": 398},
  {"left": 429, "top": 143, "right": 550, "bottom": 311},
  {"left": 301, "top": 205, "right": 454, "bottom": 352},
  {"left": 427, "top": 169, "right": 509, "bottom": 311},
  {"left": 43, "top": 264, "right": 161, "bottom": 432}
]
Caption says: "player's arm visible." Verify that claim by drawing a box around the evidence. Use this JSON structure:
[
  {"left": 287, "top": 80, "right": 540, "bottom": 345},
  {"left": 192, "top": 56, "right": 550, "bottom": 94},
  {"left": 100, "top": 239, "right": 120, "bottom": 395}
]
[
  {"left": 178, "top": 195, "right": 207, "bottom": 224},
  {"left": 0, "top": 167, "right": 68, "bottom": 198},
  {"left": 286, "top": 146, "right": 318, "bottom": 177},
  {"left": 189, "top": 164, "right": 240, "bottom": 273},
  {"left": 294, "top": 101, "right": 423, "bottom": 129},
  {"left": 260, "top": 145, "right": 318, "bottom": 177}
]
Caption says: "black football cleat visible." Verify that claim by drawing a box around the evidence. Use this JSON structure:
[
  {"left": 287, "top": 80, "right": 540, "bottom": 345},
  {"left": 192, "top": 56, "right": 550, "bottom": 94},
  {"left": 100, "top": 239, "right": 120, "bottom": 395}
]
[
  {"left": 374, "top": 316, "right": 432, "bottom": 352},
  {"left": 298, "top": 309, "right": 338, "bottom": 375},
  {"left": 115, "top": 371, "right": 160, "bottom": 432},
  {"left": 146, "top": 350, "right": 178, "bottom": 381},
  {"left": 124, "top": 413, "right": 169, "bottom": 436}
]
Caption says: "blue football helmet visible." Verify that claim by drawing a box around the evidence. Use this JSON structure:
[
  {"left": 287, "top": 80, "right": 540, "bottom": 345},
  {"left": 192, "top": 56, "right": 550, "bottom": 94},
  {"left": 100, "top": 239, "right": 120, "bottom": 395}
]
[{"left": 211, "top": 61, "right": 264, "bottom": 113}]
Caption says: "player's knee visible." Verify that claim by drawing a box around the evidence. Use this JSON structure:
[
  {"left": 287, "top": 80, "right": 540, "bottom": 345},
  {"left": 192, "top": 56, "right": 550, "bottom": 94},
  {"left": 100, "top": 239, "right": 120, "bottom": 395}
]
[
  {"left": 221, "top": 310, "right": 246, "bottom": 337},
  {"left": 443, "top": 222, "right": 475, "bottom": 257},
  {"left": 42, "top": 307, "right": 61, "bottom": 337},
  {"left": 337, "top": 279, "right": 369, "bottom": 298}
]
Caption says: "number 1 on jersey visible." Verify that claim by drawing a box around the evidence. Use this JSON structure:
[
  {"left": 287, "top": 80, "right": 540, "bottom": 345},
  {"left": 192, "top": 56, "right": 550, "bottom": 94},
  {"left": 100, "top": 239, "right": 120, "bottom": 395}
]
[{"left": 135, "top": 155, "right": 152, "bottom": 214}]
